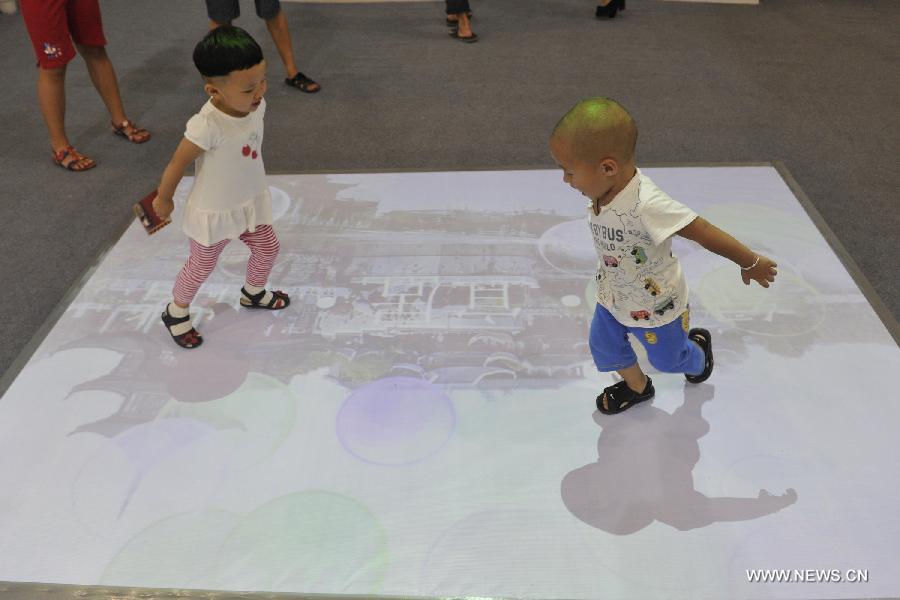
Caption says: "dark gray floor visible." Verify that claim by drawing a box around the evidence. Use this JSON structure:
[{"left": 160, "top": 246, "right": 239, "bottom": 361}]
[{"left": 0, "top": 0, "right": 898, "bottom": 379}]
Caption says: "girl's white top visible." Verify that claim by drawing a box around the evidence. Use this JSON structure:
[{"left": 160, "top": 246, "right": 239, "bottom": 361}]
[{"left": 180, "top": 98, "right": 272, "bottom": 246}]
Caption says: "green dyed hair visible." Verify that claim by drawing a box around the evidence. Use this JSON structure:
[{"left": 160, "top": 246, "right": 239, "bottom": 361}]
[
  {"left": 552, "top": 97, "right": 637, "bottom": 164},
  {"left": 193, "top": 26, "right": 263, "bottom": 78}
]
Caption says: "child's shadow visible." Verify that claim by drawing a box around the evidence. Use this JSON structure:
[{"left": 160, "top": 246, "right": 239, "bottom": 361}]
[{"left": 561, "top": 385, "right": 797, "bottom": 535}]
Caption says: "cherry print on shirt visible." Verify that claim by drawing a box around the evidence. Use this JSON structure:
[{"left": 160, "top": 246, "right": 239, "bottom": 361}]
[
  {"left": 252, "top": 151, "right": 258, "bottom": 159},
  {"left": 242, "top": 145, "right": 251, "bottom": 157}
]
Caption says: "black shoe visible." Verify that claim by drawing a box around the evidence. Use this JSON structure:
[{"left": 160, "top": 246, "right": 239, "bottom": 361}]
[
  {"left": 686, "top": 328, "right": 714, "bottom": 383},
  {"left": 595, "top": 1, "right": 619, "bottom": 18},
  {"left": 596, "top": 377, "right": 655, "bottom": 414}
]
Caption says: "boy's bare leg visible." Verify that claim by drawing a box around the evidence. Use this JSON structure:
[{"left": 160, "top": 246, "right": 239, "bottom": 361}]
[
  {"left": 77, "top": 44, "right": 127, "bottom": 125},
  {"left": 599, "top": 363, "right": 649, "bottom": 411},
  {"left": 37, "top": 65, "right": 70, "bottom": 151},
  {"left": 617, "top": 363, "right": 648, "bottom": 392},
  {"left": 210, "top": 18, "right": 230, "bottom": 30}
]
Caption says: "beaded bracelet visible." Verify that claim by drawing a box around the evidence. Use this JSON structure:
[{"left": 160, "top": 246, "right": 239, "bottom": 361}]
[{"left": 741, "top": 256, "right": 761, "bottom": 271}]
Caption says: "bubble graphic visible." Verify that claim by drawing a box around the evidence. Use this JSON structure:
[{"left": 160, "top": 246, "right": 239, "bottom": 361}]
[
  {"left": 537, "top": 219, "right": 596, "bottom": 276},
  {"left": 336, "top": 377, "right": 456, "bottom": 465}
]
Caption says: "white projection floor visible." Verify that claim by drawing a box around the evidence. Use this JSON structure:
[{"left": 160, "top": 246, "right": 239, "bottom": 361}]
[{"left": 1, "top": 167, "right": 898, "bottom": 600}]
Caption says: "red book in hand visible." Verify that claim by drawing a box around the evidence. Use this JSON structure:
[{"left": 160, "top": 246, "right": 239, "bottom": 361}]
[{"left": 133, "top": 190, "right": 171, "bottom": 235}]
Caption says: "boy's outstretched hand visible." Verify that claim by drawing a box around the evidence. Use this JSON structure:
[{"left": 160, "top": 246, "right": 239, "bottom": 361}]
[{"left": 742, "top": 255, "right": 777, "bottom": 288}]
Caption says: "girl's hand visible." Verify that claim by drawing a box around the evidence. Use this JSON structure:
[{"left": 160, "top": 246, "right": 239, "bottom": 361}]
[
  {"left": 152, "top": 192, "right": 175, "bottom": 221},
  {"left": 741, "top": 255, "right": 777, "bottom": 288}
]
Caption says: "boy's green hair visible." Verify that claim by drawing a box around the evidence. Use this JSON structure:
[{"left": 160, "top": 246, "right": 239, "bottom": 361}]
[
  {"left": 193, "top": 26, "right": 264, "bottom": 78},
  {"left": 552, "top": 97, "right": 638, "bottom": 164}
]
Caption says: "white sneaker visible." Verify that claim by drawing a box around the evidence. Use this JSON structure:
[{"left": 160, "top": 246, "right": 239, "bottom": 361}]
[{"left": 0, "top": 0, "right": 17, "bottom": 15}]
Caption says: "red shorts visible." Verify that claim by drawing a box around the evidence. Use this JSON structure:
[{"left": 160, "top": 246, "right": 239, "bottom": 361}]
[{"left": 20, "top": 0, "right": 107, "bottom": 69}]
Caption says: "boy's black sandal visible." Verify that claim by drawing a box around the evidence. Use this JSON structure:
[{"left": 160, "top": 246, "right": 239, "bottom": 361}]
[
  {"left": 685, "top": 328, "right": 714, "bottom": 383},
  {"left": 161, "top": 307, "right": 203, "bottom": 349},
  {"left": 596, "top": 376, "right": 655, "bottom": 414},
  {"left": 284, "top": 72, "right": 320, "bottom": 93},
  {"left": 240, "top": 287, "right": 291, "bottom": 310}
]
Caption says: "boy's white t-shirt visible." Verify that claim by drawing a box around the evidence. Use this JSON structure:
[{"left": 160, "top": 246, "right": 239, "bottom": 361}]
[
  {"left": 588, "top": 168, "right": 698, "bottom": 328},
  {"left": 181, "top": 98, "right": 272, "bottom": 246}
]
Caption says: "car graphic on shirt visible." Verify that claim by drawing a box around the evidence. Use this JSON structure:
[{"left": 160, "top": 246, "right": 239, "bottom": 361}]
[
  {"left": 631, "top": 247, "right": 648, "bottom": 264},
  {"left": 603, "top": 255, "right": 619, "bottom": 267},
  {"left": 653, "top": 297, "right": 676, "bottom": 316},
  {"left": 643, "top": 278, "right": 661, "bottom": 296},
  {"left": 630, "top": 310, "right": 651, "bottom": 321}
]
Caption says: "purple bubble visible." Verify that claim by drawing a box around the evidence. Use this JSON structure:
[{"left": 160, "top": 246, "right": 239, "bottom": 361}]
[{"left": 336, "top": 377, "right": 456, "bottom": 465}]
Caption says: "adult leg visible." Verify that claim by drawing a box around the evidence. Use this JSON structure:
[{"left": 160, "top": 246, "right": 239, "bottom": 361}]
[
  {"left": 38, "top": 65, "right": 96, "bottom": 170},
  {"left": 75, "top": 45, "right": 125, "bottom": 124},
  {"left": 206, "top": 0, "right": 238, "bottom": 28},
  {"left": 445, "top": 0, "right": 471, "bottom": 25},
  {"left": 454, "top": 12, "right": 474, "bottom": 38},
  {"left": 78, "top": 44, "right": 150, "bottom": 142},
  {"left": 446, "top": 0, "right": 475, "bottom": 38},
  {"left": 446, "top": 0, "right": 471, "bottom": 14},
  {"left": 264, "top": 8, "right": 299, "bottom": 79},
  {"left": 262, "top": 2, "right": 321, "bottom": 92},
  {"left": 20, "top": 0, "right": 94, "bottom": 167},
  {"left": 66, "top": 0, "right": 148, "bottom": 142},
  {"left": 36, "top": 65, "right": 71, "bottom": 153}
]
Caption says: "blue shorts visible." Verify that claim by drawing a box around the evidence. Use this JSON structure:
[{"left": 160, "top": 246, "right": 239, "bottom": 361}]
[{"left": 589, "top": 303, "right": 705, "bottom": 376}]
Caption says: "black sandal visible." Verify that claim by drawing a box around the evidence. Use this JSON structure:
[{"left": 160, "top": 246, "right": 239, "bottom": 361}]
[
  {"left": 685, "top": 328, "right": 714, "bottom": 383},
  {"left": 449, "top": 28, "right": 478, "bottom": 43},
  {"left": 161, "top": 306, "right": 203, "bottom": 349},
  {"left": 284, "top": 72, "right": 320, "bottom": 94},
  {"left": 240, "top": 287, "right": 291, "bottom": 310},
  {"left": 595, "top": 0, "right": 624, "bottom": 19},
  {"left": 596, "top": 377, "right": 654, "bottom": 414}
]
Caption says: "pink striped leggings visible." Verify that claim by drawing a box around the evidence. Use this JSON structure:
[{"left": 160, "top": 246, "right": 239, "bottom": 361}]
[{"left": 173, "top": 225, "right": 280, "bottom": 306}]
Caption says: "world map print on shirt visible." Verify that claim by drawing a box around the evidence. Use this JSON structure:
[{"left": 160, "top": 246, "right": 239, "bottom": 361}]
[{"left": 588, "top": 169, "right": 698, "bottom": 328}]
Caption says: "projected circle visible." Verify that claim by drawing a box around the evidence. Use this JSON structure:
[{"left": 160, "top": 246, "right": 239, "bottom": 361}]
[
  {"left": 421, "top": 509, "right": 600, "bottom": 598},
  {"left": 167, "top": 373, "right": 297, "bottom": 470},
  {"left": 215, "top": 491, "right": 388, "bottom": 593},
  {"left": 537, "top": 219, "right": 596, "bottom": 276},
  {"left": 269, "top": 185, "right": 291, "bottom": 221},
  {"left": 317, "top": 296, "right": 336, "bottom": 309},
  {"left": 101, "top": 510, "right": 239, "bottom": 587},
  {"left": 584, "top": 279, "right": 598, "bottom": 315},
  {"left": 696, "top": 267, "right": 825, "bottom": 336},
  {"left": 336, "top": 377, "right": 456, "bottom": 465},
  {"left": 561, "top": 295, "right": 581, "bottom": 308}
]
